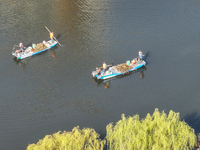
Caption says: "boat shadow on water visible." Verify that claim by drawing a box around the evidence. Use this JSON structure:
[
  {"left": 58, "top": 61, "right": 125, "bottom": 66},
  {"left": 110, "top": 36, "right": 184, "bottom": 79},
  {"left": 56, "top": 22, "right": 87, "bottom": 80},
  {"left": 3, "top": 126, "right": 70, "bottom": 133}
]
[{"left": 92, "top": 66, "right": 147, "bottom": 89}]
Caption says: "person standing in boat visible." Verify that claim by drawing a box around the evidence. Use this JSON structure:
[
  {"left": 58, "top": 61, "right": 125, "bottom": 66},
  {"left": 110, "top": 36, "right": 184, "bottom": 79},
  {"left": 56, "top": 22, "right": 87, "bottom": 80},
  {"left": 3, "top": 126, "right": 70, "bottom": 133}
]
[
  {"left": 50, "top": 32, "right": 54, "bottom": 43},
  {"left": 138, "top": 50, "right": 144, "bottom": 61},
  {"left": 19, "top": 43, "right": 24, "bottom": 52},
  {"left": 103, "top": 62, "right": 107, "bottom": 69},
  {"left": 102, "top": 62, "right": 107, "bottom": 74}
]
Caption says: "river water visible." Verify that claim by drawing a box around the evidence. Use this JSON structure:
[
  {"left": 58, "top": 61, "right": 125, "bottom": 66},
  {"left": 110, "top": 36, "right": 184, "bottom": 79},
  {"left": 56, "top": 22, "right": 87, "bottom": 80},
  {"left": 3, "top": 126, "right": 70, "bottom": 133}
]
[{"left": 1, "top": 0, "right": 200, "bottom": 149}]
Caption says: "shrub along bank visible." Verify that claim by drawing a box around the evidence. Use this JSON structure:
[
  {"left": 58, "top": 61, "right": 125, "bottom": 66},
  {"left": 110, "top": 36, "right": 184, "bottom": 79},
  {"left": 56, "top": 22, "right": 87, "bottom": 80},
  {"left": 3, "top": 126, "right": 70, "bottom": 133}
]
[{"left": 27, "top": 108, "right": 196, "bottom": 150}]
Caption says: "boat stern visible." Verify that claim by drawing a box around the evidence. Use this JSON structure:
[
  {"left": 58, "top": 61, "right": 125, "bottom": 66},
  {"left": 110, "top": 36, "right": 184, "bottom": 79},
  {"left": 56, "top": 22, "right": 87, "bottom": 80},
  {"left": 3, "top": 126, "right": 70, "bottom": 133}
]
[
  {"left": 92, "top": 71, "right": 100, "bottom": 79},
  {"left": 92, "top": 69, "right": 118, "bottom": 80},
  {"left": 44, "top": 40, "right": 58, "bottom": 48},
  {"left": 12, "top": 51, "right": 22, "bottom": 59}
]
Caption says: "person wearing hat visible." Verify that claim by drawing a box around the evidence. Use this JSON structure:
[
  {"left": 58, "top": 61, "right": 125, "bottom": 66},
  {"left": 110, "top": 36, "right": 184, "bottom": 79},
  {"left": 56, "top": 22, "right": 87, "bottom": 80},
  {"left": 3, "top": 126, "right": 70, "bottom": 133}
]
[
  {"left": 138, "top": 51, "right": 144, "bottom": 61},
  {"left": 102, "top": 62, "right": 107, "bottom": 69},
  {"left": 102, "top": 62, "right": 107, "bottom": 75},
  {"left": 19, "top": 43, "right": 24, "bottom": 52},
  {"left": 50, "top": 32, "right": 54, "bottom": 43}
]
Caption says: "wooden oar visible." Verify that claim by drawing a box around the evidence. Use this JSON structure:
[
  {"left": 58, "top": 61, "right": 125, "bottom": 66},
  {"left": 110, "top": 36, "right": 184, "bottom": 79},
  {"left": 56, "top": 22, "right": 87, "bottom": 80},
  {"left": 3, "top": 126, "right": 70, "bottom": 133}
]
[
  {"left": 12, "top": 45, "right": 20, "bottom": 50},
  {"left": 45, "top": 26, "right": 62, "bottom": 46}
]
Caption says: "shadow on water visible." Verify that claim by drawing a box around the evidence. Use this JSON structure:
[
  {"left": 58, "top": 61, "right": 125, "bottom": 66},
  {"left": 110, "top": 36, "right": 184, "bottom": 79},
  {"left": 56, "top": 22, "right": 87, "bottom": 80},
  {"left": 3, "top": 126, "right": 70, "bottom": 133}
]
[
  {"left": 55, "top": 34, "right": 62, "bottom": 40},
  {"left": 184, "top": 111, "right": 200, "bottom": 134},
  {"left": 92, "top": 66, "right": 147, "bottom": 89},
  {"left": 143, "top": 51, "right": 150, "bottom": 65}
]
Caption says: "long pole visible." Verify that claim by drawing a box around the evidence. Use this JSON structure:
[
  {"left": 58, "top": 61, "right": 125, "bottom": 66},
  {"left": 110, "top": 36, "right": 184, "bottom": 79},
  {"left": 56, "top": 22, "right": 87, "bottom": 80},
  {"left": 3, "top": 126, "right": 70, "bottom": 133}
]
[{"left": 45, "top": 26, "right": 62, "bottom": 46}]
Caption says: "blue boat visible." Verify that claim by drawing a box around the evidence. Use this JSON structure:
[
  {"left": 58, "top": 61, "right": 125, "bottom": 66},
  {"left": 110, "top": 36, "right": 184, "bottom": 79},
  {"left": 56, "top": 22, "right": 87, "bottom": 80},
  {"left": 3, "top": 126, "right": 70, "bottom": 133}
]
[
  {"left": 12, "top": 39, "right": 57, "bottom": 60},
  {"left": 92, "top": 56, "right": 146, "bottom": 80}
]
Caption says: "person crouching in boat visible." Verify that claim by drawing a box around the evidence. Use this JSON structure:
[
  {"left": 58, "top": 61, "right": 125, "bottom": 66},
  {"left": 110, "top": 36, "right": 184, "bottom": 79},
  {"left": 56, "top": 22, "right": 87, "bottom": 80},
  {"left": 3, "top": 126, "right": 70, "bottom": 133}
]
[
  {"left": 50, "top": 32, "right": 54, "bottom": 43},
  {"left": 96, "top": 67, "right": 101, "bottom": 75},
  {"left": 131, "top": 58, "right": 137, "bottom": 66},
  {"left": 19, "top": 43, "right": 24, "bottom": 52}
]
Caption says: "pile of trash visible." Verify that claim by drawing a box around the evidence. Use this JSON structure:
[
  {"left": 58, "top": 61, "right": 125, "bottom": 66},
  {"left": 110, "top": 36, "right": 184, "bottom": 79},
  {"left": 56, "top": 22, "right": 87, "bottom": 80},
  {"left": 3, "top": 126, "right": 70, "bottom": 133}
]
[
  {"left": 33, "top": 43, "right": 47, "bottom": 52},
  {"left": 114, "top": 63, "right": 131, "bottom": 72}
]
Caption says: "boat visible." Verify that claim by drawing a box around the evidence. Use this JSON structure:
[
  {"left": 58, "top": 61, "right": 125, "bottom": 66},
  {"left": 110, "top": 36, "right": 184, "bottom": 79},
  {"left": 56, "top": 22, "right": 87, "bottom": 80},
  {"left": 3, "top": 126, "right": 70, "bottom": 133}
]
[
  {"left": 92, "top": 56, "right": 146, "bottom": 80},
  {"left": 12, "top": 39, "right": 58, "bottom": 60},
  {"left": 93, "top": 66, "right": 147, "bottom": 88}
]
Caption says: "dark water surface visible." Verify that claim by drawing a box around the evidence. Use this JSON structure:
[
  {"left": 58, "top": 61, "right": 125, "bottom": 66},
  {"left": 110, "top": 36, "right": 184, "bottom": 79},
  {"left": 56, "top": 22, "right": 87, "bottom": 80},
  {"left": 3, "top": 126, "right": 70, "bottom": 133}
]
[{"left": 1, "top": 0, "right": 200, "bottom": 149}]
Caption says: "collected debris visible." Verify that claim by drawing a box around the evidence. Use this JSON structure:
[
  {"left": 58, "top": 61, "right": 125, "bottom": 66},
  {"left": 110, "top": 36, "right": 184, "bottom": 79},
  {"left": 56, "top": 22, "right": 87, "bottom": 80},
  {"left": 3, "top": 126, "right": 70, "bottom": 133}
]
[
  {"left": 33, "top": 43, "right": 47, "bottom": 52},
  {"left": 114, "top": 63, "right": 131, "bottom": 72}
]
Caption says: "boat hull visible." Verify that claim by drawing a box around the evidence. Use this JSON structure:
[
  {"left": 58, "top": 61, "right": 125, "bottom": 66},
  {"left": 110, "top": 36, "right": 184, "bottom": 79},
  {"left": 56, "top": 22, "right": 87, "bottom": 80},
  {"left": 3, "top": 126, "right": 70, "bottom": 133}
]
[
  {"left": 92, "top": 60, "right": 146, "bottom": 80},
  {"left": 12, "top": 40, "right": 57, "bottom": 60}
]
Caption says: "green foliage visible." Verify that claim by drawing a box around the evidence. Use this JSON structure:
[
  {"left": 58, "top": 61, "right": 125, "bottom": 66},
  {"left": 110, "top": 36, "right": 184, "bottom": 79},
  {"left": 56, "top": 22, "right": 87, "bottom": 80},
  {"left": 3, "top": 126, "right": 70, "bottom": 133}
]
[
  {"left": 106, "top": 108, "right": 196, "bottom": 150},
  {"left": 27, "top": 126, "right": 105, "bottom": 150},
  {"left": 27, "top": 109, "right": 197, "bottom": 150}
]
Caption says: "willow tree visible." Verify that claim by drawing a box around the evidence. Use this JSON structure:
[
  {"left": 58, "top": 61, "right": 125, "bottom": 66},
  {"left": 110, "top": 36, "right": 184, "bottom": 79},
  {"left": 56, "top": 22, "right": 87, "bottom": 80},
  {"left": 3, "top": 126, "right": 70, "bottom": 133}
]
[
  {"left": 106, "top": 108, "right": 196, "bottom": 150},
  {"left": 27, "top": 126, "right": 105, "bottom": 150}
]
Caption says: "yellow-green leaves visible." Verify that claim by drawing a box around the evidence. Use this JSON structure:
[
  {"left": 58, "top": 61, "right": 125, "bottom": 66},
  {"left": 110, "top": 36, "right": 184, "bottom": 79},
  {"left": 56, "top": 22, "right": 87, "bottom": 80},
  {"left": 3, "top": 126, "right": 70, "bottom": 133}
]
[
  {"left": 27, "top": 109, "right": 196, "bottom": 150},
  {"left": 106, "top": 108, "right": 196, "bottom": 150},
  {"left": 27, "top": 126, "right": 105, "bottom": 150}
]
